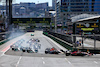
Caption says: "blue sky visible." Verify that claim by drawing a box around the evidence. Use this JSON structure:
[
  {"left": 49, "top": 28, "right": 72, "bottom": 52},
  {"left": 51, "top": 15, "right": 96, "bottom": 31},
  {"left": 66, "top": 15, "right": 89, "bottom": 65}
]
[{"left": 15, "top": 0, "right": 52, "bottom": 6}]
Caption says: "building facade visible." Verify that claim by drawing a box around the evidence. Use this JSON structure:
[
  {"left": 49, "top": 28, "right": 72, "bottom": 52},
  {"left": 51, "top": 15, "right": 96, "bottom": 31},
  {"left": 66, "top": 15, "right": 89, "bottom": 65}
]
[
  {"left": 52, "top": 0, "right": 56, "bottom": 10},
  {"left": 12, "top": 2, "right": 49, "bottom": 18},
  {"left": 45, "top": 10, "right": 56, "bottom": 31},
  {"left": 56, "top": 0, "right": 100, "bottom": 28}
]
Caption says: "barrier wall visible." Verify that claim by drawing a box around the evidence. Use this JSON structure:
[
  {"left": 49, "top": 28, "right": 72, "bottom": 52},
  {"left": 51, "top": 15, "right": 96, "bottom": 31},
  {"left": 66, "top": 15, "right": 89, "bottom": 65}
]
[
  {"left": 43, "top": 32, "right": 74, "bottom": 51},
  {"left": 43, "top": 31, "right": 100, "bottom": 54}
]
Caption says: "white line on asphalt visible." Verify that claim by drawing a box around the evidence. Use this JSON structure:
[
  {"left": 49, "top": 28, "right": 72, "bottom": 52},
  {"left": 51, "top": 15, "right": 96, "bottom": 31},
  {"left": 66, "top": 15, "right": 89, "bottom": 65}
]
[
  {"left": 0, "top": 52, "right": 6, "bottom": 57},
  {"left": 94, "top": 61, "right": 98, "bottom": 64},
  {"left": 16, "top": 57, "right": 22, "bottom": 67},
  {"left": 0, "top": 46, "right": 11, "bottom": 57},
  {"left": 43, "top": 61, "right": 45, "bottom": 64},
  {"left": 42, "top": 57, "right": 44, "bottom": 59},
  {"left": 65, "top": 58, "right": 71, "bottom": 64},
  {"left": 65, "top": 58, "right": 74, "bottom": 67},
  {"left": 0, "top": 53, "right": 4, "bottom": 57}
]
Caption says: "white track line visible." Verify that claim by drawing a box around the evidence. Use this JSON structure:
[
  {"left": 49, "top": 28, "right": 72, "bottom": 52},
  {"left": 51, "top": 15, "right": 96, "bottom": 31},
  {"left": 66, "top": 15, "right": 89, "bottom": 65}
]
[
  {"left": 0, "top": 48, "right": 9, "bottom": 57},
  {"left": 42, "top": 57, "right": 44, "bottom": 59},
  {"left": 94, "top": 61, "right": 98, "bottom": 64},
  {"left": 16, "top": 57, "right": 22, "bottom": 67},
  {"left": 43, "top": 61, "right": 45, "bottom": 64},
  {"left": 42, "top": 57, "right": 45, "bottom": 64},
  {"left": 65, "top": 58, "right": 74, "bottom": 67}
]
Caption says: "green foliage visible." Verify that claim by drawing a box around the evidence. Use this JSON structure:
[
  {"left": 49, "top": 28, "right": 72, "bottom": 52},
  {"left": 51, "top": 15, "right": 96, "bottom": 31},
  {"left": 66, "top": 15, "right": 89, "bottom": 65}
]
[{"left": 0, "top": 15, "right": 2, "bottom": 18}]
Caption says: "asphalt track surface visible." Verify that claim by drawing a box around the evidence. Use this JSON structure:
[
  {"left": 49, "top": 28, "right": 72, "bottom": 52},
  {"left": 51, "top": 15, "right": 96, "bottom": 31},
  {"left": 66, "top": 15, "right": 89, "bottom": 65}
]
[{"left": 0, "top": 31, "right": 100, "bottom": 67}]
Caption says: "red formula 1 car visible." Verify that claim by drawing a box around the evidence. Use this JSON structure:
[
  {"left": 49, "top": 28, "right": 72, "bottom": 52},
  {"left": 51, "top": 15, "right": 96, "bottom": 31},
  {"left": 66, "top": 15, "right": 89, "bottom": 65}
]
[
  {"left": 45, "top": 47, "right": 60, "bottom": 54},
  {"left": 66, "top": 51, "right": 93, "bottom": 56}
]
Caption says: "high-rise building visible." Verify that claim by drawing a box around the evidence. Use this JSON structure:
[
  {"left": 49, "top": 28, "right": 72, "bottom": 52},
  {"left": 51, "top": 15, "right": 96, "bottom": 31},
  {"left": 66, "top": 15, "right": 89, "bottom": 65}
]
[
  {"left": 89, "top": 0, "right": 100, "bottom": 13},
  {"left": 56, "top": 0, "right": 100, "bottom": 24},
  {"left": 52, "top": 0, "right": 56, "bottom": 10},
  {"left": 36, "top": 2, "right": 48, "bottom": 11}
]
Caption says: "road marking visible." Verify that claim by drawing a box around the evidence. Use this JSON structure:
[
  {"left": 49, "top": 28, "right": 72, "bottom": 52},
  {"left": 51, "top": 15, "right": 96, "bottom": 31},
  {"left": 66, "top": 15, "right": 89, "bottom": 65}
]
[
  {"left": 65, "top": 58, "right": 71, "bottom": 64},
  {"left": 2, "top": 42, "right": 15, "bottom": 52},
  {"left": 65, "top": 58, "right": 74, "bottom": 67},
  {"left": 16, "top": 57, "right": 22, "bottom": 67},
  {"left": 94, "top": 61, "right": 98, "bottom": 64},
  {"left": 0, "top": 42, "right": 16, "bottom": 57},
  {"left": 0, "top": 52, "right": 5, "bottom": 57},
  {"left": 0, "top": 53, "right": 4, "bottom": 56},
  {"left": 2, "top": 45, "right": 10, "bottom": 52},
  {"left": 43, "top": 61, "right": 45, "bottom": 64},
  {"left": 42, "top": 57, "right": 44, "bottom": 59}
]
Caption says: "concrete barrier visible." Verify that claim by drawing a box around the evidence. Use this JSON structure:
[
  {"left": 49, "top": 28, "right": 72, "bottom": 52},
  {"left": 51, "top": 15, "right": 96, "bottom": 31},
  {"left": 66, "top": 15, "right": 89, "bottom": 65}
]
[
  {"left": 43, "top": 32, "right": 74, "bottom": 51},
  {"left": 43, "top": 32, "right": 100, "bottom": 54}
]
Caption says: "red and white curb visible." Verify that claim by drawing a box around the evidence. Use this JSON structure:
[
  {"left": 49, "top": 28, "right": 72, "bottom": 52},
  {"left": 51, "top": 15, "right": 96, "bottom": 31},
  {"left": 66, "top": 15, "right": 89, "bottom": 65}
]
[{"left": 0, "top": 42, "right": 16, "bottom": 57}]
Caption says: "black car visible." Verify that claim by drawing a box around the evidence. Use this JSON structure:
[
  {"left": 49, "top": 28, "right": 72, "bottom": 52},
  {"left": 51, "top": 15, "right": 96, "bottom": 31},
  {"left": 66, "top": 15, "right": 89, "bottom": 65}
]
[
  {"left": 35, "top": 39, "right": 40, "bottom": 42},
  {"left": 27, "top": 47, "right": 34, "bottom": 53},
  {"left": 22, "top": 47, "right": 27, "bottom": 52},
  {"left": 45, "top": 48, "right": 60, "bottom": 54},
  {"left": 11, "top": 46, "right": 20, "bottom": 51},
  {"left": 22, "top": 47, "right": 34, "bottom": 53},
  {"left": 45, "top": 48, "right": 50, "bottom": 54}
]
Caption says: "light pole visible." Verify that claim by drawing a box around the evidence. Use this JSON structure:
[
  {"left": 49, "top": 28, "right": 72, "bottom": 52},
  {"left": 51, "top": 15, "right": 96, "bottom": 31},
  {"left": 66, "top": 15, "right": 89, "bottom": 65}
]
[
  {"left": 5, "top": 0, "right": 9, "bottom": 31},
  {"left": 55, "top": 0, "right": 57, "bottom": 33},
  {"left": 9, "top": 0, "right": 12, "bottom": 25},
  {"left": 6, "top": 0, "right": 8, "bottom": 16}
]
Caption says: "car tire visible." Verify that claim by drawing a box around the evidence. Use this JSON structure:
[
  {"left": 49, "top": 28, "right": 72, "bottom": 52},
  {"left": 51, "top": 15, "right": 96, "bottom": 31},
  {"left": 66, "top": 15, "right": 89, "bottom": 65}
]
[
  {"left": 12, "top": 48, "right": 14, "bottom": 50},
  {"left": 27, "top": 50, "right": 29, "bottom": 53},
  {"left": 45, "top": 51, "right": 48, "bottom": 54},
  {"left": 55, "top": 52, "right": 58, "bottom": 54},
  {"left": 22, "top": 50, "right": 25, "bottom": 52},
  {"left": 66, "top": 53, "right": 70, "bottom": 56}
]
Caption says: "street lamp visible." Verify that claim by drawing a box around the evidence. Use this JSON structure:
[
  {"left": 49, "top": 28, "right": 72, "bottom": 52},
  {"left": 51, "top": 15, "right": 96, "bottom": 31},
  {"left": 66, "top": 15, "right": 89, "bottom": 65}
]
[{"left": 55, "top": 0, "right": 57, "bottom": 33}]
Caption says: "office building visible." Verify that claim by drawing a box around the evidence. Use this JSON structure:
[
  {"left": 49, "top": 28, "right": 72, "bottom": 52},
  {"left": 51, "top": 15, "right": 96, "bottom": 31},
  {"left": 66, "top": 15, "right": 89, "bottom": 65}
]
[
  {"left": 12, "top": 2, "right": 49, "bottom": 18},
  {"left": 56, "top": 0, "right": 100, "bottom": 26},
  {"left": 52, "top": 0, "right": 56, "bottom": 10}
]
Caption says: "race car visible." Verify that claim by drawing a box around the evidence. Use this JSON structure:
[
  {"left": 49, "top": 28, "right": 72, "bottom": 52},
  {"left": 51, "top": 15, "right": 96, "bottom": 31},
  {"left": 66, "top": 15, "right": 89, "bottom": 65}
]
[
  {"left": 71, "top": 51, "right": 87, "bottom": 56},
  {"left": 27, "top": 40, "right": 32, "bottom": 44},
  {"left": 65, "top": 50, "right": 93, "bottom": 56},
  {"left": 10, "top": 45, "right": 15, "bottom": 48},
  {"left": 27, "top": 39, "right": 40, "bottom": 43},
  {"left": 45, "top": 47, "right": 60, "bottom": 54},
  {"left": 31, "top": 34, "right": 34, "bottom": 36},
  {"left": 65, "top": 50, "right": 71, "bottom": 56},
  {"left": 21, "top": 47, "right": 29, "bottom": 52},
  {"left": 34, "top": 48, "right": 38, "bottom": 53},
  {"left": 22, "top": 47, "right": 36, "bottom": 53},
  {"left": 27, "top": 47, "right": 34, "bottom": 53},
  {"left": 35, "top": 39, "right": 40, "bottom": 42},
  {"left": 11, "top": 45, "right": 20, "bottom": 51}
]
